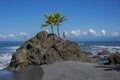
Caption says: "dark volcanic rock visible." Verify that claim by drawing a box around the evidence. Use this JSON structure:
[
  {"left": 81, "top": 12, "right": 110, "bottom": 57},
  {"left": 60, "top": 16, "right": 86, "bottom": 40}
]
[
  {"left": 97, "top": 49, "right": 110, "bottom": 55},
  {"left": 8, "top": 31, "right": 88, "bottom": 71},
  {"left": 96, "top": 49, "right": 110, "bottom": 60},
  {"left": 108, "top": 53, "right": 120, "bottom": 65}
]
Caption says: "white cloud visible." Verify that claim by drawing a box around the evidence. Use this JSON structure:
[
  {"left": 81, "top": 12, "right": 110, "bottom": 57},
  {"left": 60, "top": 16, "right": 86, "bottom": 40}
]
[
  {"left": 0, "top": 32, "right": 30, "bottom": 40},
  {"left": 112, "top": 32, "right": 120, "bottom": 36},
  {"left": 45, "top": 30, "right": 49, "bottom": 33},
  {"left": 20, "top": 32, "right": 27, "bottom": 36},
  {"left": 20, "top": 32, "right": 29, "bottom": 38},
  {"left": 0, "top": 34, "right": 15, "bottom": 39},
  {"left": 89, "top": 29, "right": 97, "bottom": 36},
  {"left": 101, "top": 29, "right": 106, "bottom": 36},
  {"left": 70, "top": 29, "right": 80, "bottom": 37},
  {"left": 8, "top": 34, "right": 15, "bottom": 38},
  {"left": 0, "top": 34, "right": 7, "bottom": 39},
  {"left": 82, "top": 32, "right": 88, "bottom": 36}
]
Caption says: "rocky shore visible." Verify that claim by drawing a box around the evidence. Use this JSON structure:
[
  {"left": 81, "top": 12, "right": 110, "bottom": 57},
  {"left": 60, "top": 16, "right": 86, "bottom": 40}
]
[
  {"left": 4, "top": 31, "right": 120, "bottom": 80},
  {"left": 85, "top": 49, "right": 120, "bottom": 65},
  {"left": 7, "top": 31, "right": 88, "bottom": 71}
]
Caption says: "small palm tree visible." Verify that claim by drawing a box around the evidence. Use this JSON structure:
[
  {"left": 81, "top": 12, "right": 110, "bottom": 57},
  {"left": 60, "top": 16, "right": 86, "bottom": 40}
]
[
  {"left": 54, "top": 12, "right": 67, "bottom": 38},
  {"left": 41, "top": 13, "right": 55, "bottom": 34}
]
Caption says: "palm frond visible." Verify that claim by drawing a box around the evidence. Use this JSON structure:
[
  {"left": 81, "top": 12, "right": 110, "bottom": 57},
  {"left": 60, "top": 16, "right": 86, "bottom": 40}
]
[
  {"left": 60, "top": 16, "right": 67, "bottom": 23},
  {"left": 55, "top": 12, "right": 61, "bottom": 18},
  {"left": 41, "top": 24, "right": 48, "bottom": 28},
  {"left": 44, "top": 14, "right": 49, "bottom": 19}
]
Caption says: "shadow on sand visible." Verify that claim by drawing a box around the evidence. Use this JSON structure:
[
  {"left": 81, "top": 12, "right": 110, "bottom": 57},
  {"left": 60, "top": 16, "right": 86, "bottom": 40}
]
[{"left": 94, "top": 65, "right": 120, "bottom": 72}]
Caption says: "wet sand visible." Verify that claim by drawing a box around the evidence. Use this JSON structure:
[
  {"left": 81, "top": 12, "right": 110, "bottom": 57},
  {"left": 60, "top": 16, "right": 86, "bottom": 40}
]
[
  {"left": 0, "top": 65, "right": 43, "bottom": 80},
  {"left": 41, "top": 61, "right": 120, "bottom": 80},
  {"left": 0, "top": 70, "right": 16, "bottom": 80},
  {"left": 0, "top": 61, "right": 120, "bottom": 80}
]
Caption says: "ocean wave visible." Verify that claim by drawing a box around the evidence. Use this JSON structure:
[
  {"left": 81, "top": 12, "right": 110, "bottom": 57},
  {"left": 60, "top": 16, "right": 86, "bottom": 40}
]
[
  {"left": 95, "top": 45, "right": 120, "bottom": 50},
  {"left": 81, "top": 44, "right": 120, "bottom": 54},
  {"left": 78, "top": 43, "right": 84, "bottom": 45},
  {"left": 4, "top": 46, "right": 20, "bottom": 50},
  {"left": 0, "top": 46, "right": 19, "bottom": 70},
  {"left": 95, "top": 45, "right": 120, "bottom": 53},
  {"left": 0, "top": 53, "right": 12, "bottom": 70},
  {"left": 1, "top": 46, "right": 20, "bottom": 53}
]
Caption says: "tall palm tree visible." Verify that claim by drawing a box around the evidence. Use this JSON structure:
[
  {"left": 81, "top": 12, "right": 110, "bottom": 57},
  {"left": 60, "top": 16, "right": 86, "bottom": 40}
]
[
  {"left": 54, "top": 12, "right": 67, "bottom": 38},
  {"left": 41, "top": 13, "right": 55, "bottom": 34}
]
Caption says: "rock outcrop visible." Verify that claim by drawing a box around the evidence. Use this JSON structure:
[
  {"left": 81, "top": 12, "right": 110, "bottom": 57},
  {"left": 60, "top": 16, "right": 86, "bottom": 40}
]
[
  {"left": 97, "top": 49, "right": 110, "bottom": 55},
  {"left": 96, "top": 50, "right": 110, "bottom": 60},
  {"left": 8, "top": 31, "right": 88, "bottom": 71},
  {"left": 108, "top": 53, "right": 120, "bottom": 65}
]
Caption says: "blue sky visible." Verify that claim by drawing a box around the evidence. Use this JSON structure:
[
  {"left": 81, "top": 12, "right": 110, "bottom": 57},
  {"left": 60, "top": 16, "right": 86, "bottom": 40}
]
[{"left": 0, "top": 0, "right": 120, "bottom": 41}]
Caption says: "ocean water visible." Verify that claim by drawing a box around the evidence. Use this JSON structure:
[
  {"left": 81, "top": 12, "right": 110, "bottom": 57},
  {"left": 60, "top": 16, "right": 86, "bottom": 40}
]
[
  {"left": 0, "top": 41, "right": 24, "bottom": 70},
  {"left": 78, "top": 41, "right": 120, "bottom": 54},
  {"left": 0, "top": 41, "right": 120, "bottom": 70}
]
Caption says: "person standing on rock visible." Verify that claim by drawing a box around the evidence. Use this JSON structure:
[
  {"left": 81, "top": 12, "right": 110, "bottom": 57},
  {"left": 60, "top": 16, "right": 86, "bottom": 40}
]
[{"left": 63, "top": 32, "right": 66, "bottom": 41}]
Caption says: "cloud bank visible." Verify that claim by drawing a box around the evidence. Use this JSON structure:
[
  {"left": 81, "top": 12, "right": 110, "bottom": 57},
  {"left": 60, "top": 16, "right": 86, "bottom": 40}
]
[
  {"left": 70, "top": 29, "right": 80, "bottom": 37},
  {"left": 101, "top": 29, "right": 106, "bottom": 36},
  {"left": 89, "top": 29, "right": 97, "bottom": 36},
  {"left": 0, "top": 29, "right": 119, "bottom": 41},
  {"left": 0, "top": 34, "right": 7, "bottom": 39},
  {"left": 0, "top": 32, "right": 30, "bottom": 40},
  {"left": 20, "top": 32, "right": 30, "bottom": 38},
  {"left": 65, "top": 29, "right": 120, "bottom": 38},
  {"left": 0, "top": 34, "right": 15, "bottom": 39}
]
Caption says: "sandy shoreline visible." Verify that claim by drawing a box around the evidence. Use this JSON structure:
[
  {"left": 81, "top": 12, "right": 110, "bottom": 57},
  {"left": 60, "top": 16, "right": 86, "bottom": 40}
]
[
  {"left": 0, "top": 61, "right": 120, "bottom": 80},
  {"left": 42, "top": 61, "right": 120, "bottom": 80}
]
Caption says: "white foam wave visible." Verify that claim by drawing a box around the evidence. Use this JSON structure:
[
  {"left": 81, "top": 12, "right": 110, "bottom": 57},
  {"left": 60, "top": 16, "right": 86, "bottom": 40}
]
[
  {"left": 96, "top": 45, "right": 120, "bottom": 50},
  {"left": 3, "top": 46, "right": 20, "bottom": 53},
  {"left": 92, "top": 45, "right": 120, "bottom": 53},
  {"left": 81, "top": 44, "right": 120, "bottom": 54},
  {"left": 0, "top": 53, "right": 12, "bottom": 70},
  {"left": 0, "top": 46, "right": 19, "bottom": 70},
  {"left": 5, "top": 46, "right": 20, "bottom": 49},
  {"left": 78, "top": 43, "right": 84, "bottom": 45}
]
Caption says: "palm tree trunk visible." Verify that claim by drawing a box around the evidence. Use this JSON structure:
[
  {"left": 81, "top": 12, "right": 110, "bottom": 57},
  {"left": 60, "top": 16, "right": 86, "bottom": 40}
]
[
  {"left": 51, "top": 25, "right": 55, "bottom": 42},
  {"left": 57, "top": 26, "right": 60, "bottom": 38},
  {"left": 51, "top": 26, "right": 54, "bottom": 34}
]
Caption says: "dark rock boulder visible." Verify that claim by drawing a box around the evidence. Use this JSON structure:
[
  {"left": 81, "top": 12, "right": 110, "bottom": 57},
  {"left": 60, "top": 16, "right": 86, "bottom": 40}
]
[
  {"left": 8, "top": 31, "right": 88, "bottom": 71},
  {"left": 97, "top": 49, "right": 110, "bottom": 55},
  {"left": 108, "top": 53, "right": 120, "bottom": 65},
  {"left": 96, "top": 50, "right": 110, "bottom": 60}
]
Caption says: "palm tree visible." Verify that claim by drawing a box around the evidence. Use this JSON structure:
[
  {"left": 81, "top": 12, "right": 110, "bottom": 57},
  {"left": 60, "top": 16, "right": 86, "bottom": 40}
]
[
  {"left": 41, "top": 13, "right": 55, "bottom": 34},
  {"left": 54, "top": 12, "right": 67, "bottom": 38}
]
